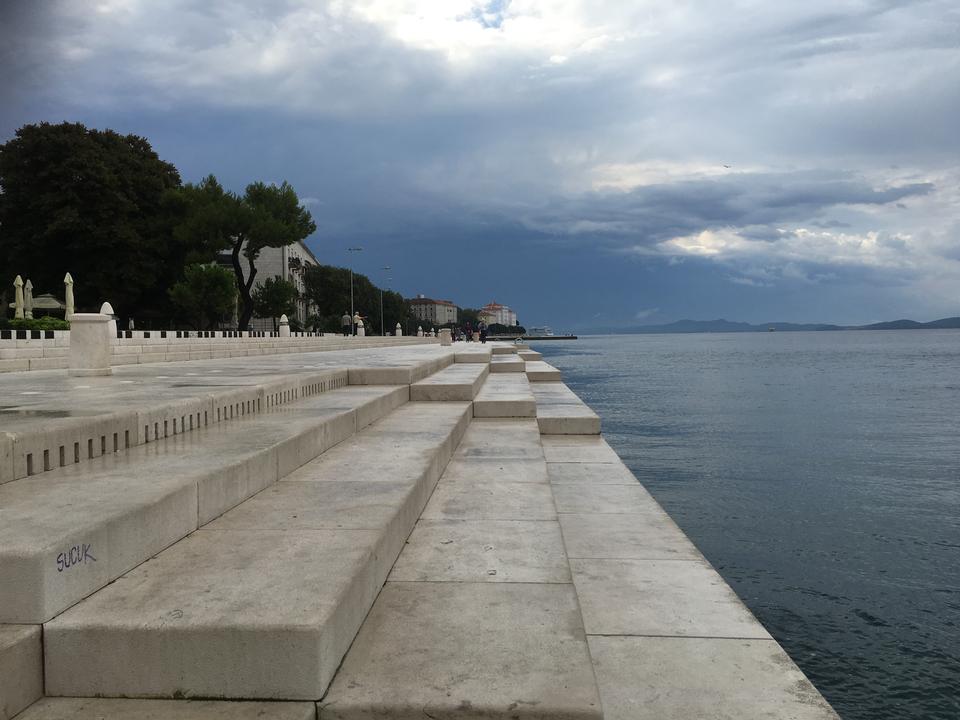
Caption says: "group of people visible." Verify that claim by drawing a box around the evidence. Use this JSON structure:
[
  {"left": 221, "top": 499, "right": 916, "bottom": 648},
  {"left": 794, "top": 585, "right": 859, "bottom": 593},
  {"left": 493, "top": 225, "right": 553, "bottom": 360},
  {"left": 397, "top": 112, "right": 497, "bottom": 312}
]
[
  {"left": 453, "top": 320, "right": 487, "bottom": 343},
  {"left": 340, "top": 311, "right": 363, "bottom": 336}
]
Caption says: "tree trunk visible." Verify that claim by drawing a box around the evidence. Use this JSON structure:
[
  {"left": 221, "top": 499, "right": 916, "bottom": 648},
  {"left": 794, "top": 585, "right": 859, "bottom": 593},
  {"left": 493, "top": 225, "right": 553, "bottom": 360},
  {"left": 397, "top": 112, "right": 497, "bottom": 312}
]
[{"left": 231, "top": 236, "right": 258, "bottom": 331}]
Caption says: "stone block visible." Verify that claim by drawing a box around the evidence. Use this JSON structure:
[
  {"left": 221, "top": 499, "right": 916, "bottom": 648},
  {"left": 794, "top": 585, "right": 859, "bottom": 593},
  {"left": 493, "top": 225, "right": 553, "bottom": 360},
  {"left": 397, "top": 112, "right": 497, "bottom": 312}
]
[
  {"left": 489, "top": 355, "right": 524, "bottom": 372},
  {"left": 524, "top": 360, "right": 562, "bottom": 382},
  {"left": 588, "top": 636, "right": 839, "bottom": 720},
  {"left": 0, "top": 435, "right": 13, "bottom": 486},
  {"left": 0, "top": 624, "right": 42, "bottom": 720},
  {"left": 320, "top": 582, "right": 602, "bottom": 720},
  {"left": 44, "top": 528, "right": 383, "bottom": 700},
  {"left": 423, "top": 479, "right": 556, "bottom": 521},
  {"left": 547, "top": 460, "right": 637, "bottom": 485},
  {"left": 410, "top": 363, "right": 488, "bottom": 401},
  {"left": 454, "top": 347, "right": 492, "bottom": 363},
  {"left": 18, "top": 696, "right": 317, "bottom": 719},
  {"left": 552, "top": 482, "right": 659, "bottom": 514},
  {"left": 472, "top": 373, "right": 536, "bottom": 418},
  {"left": 389, "top": 518, "right": 570, "bottom": 583},
  {"left": 570, "top": 557, "right": 772, "bottom": 638},
  {"left": 559, "top": 512, "right": 703, "bottom": 561},
  {"left": 0, "top": 472, "right": 198, "bottom": 623}
]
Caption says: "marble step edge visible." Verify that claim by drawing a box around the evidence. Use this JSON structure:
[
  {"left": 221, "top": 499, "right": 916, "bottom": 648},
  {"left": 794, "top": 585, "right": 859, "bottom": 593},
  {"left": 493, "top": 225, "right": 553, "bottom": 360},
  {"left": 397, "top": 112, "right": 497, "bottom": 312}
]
[
  {"left": 0, "top": 386, "right": 410, "bottom": 624},
  {"left": 41, "top": 403, "right": 474, "bottom": 701},
  {"left": 1, "top": 367, "right": 353, "bottom": 486}
]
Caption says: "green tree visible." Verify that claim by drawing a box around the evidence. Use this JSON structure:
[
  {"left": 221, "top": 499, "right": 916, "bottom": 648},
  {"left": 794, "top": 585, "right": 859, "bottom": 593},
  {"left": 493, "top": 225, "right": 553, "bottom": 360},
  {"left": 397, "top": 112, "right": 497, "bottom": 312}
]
[
  {"left": 0, "top": 122, "right": 184, "bottom": 319},
  {"left": 252, "top": 277, "right": 298, "bottom": 331},
  {"left": 173, "top": 176, "right": 316, "bottom": 330},
  {"left": 168, "top": 264, "right": 236, "bottom": 330},
  {"left": 302, "top": 264, "right": 415, "bottom": 334}
]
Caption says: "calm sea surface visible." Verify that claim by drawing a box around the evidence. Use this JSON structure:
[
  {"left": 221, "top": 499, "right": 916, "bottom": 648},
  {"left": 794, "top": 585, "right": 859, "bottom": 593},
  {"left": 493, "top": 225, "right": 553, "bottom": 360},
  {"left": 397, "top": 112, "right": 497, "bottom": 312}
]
[{"left": 532, "top": 331, "right": 959, "bottom": 720}]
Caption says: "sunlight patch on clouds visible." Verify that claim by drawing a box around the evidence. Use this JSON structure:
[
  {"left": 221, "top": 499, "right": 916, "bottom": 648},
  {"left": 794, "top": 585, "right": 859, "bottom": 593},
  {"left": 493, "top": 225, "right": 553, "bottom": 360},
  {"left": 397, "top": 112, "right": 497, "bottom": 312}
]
[
  {"left": 652, "top": 226, "right": 947, "bottom": 280},
  {"left": 589, "top": 161, "right": 761, "bottom": 191}
]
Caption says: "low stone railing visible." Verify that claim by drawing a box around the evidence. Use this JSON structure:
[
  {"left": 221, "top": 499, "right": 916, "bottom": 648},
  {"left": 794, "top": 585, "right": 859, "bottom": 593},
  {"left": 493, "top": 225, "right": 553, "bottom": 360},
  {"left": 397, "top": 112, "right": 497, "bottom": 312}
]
[{"left": 0, "top": 328, "right": 435, "bottom": 373}]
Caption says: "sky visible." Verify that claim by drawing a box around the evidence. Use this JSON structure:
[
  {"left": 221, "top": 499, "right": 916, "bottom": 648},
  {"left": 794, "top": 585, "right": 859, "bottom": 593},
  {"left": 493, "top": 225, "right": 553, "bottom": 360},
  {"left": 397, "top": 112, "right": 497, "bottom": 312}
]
[{"left": 1, "top": 0, "right": 958, "bottom": 329}]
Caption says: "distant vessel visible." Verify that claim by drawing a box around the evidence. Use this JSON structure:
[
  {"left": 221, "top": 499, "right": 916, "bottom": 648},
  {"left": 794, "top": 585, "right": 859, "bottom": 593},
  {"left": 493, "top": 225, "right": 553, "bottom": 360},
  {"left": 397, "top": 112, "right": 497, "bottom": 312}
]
[
  {"left": 768, "top": 327, "right": 776, "bottom": 332},
  {"left": 528, "top": 326, "right": 555, "bottom": 336}
]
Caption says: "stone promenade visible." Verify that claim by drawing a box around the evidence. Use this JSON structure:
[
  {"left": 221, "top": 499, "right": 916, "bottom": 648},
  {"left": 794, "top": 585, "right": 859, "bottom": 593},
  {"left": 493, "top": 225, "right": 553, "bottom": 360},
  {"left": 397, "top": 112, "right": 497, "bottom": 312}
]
[{"left": 0, "top": 341, "right": 839, "bottom": 719}]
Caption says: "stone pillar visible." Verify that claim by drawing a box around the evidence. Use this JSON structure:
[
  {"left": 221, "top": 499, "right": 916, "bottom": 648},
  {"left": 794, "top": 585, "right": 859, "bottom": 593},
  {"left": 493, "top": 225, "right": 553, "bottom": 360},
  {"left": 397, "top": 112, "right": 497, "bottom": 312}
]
[
  {"left": 395, "top": 323, "right": 403, "bottom": 337},
  {"left": 13, "top": 275, "right": 24, "bottom": 319},
  {"left": 417, "top": 326, "right": 424, "bottom": 337},
  {"left": 439, "top": 328, "right": 452, "bottom": 346},
  {"left": 24, "top": 280, "right": 34, "bottom": 320},
  {"left": 279, "top": 314, "right": 291, "bottom": 337},
  {"left": 69, "top": 313, "right": 113, "bottom": 376},
  {"left": 64, "top": 273, "right": 75, "bottom": 318},
  {"left": 357, "top": 319, "right": 366, "bottom": 337}
]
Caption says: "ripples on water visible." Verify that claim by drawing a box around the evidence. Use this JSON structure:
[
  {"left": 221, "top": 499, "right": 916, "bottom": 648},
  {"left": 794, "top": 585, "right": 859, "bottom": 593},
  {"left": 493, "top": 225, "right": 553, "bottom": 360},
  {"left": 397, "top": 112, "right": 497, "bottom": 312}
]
[{"left": 533, "top": 331, "right": 960, "bottom": 720}]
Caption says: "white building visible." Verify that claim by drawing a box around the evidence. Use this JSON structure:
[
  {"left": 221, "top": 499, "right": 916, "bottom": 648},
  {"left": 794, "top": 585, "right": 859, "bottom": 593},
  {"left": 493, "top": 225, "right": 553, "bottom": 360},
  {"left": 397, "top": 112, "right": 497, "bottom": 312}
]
[
  {"left": 220, "top": 240, "right": 320, "bottom": 330},
  {"left": 479, "top": 301, "right": 517, "bottom": 327},
  {"left": 409, "top": 295, "right": 458, "bottom": 326}
]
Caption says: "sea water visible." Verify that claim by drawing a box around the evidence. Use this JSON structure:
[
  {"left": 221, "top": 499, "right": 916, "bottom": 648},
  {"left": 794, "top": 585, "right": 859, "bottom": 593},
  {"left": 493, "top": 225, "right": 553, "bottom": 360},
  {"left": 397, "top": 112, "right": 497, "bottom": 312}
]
[{"left": 533, "top": 331, "right": 959, "bottom": 720}]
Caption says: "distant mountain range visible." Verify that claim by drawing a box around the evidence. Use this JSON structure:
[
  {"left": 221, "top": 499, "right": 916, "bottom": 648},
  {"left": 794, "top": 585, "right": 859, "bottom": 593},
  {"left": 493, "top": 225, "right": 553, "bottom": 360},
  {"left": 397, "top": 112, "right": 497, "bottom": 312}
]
[{"left": 603, "top": 317, "right": 960, "bottom": 334}]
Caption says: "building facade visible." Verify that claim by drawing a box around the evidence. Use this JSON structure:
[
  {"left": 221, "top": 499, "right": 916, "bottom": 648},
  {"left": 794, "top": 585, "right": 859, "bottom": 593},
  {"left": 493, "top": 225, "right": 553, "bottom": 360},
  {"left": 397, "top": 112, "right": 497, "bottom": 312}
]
[
  {"left": 479, "top": 301, "right": 518, "bottom": 327},
  {"left": 409, "top": 295, "right": 458, "bottom": 326},
  {"left": 220, "top": 240, "right": 320, "bottom": 330}
]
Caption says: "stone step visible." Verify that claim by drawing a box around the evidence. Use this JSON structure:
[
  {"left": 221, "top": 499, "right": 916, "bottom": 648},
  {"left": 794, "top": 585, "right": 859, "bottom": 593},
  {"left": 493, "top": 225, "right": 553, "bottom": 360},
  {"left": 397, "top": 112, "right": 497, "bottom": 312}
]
[
  {"left": 524, "top": 359, "right": 562, "bottom": 382},
  {"left": 488, "top": 354, "right": 524, "bottom": 372},
  {"left": 13, "top": 698, "right": 315, "bottom": 720},
  {"left": 453, "top": 346, "right": 491, "bottom": 363},
  {"left": 409, "top": 362, "right": 489, "bottom": 401},
  {"left": 472, "top": 372, "right": 536, "bottom": 418},
  {"left": 0, "top": 385, "right": 408, "bottom": 623},
  {"left": 489, "top": 343, "right": 517, "bottom": 355},
  {"left": 546, "top": 436, "right": 840, "bottom": 720},
  {"left": 0, "top": 624, "right": 42, "bottom": 720},
  {"left": 321, "top": 418, "right": 603, "bottom": 719},
  {"left": 531, "top": 381, "right": 601, "bottom": 434},
  {"left": 43, "top": 402, "right": 473, "bottom": 701},
  {"left": 517, "top": 349, "right": 542, "bottom": 361}
]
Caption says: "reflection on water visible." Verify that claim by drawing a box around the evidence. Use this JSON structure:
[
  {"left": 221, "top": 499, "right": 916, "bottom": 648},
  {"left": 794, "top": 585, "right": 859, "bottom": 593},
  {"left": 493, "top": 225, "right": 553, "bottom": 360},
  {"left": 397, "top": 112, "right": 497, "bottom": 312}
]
[{"left": 535, "top": 331, "right": 960, "bottom": 720}]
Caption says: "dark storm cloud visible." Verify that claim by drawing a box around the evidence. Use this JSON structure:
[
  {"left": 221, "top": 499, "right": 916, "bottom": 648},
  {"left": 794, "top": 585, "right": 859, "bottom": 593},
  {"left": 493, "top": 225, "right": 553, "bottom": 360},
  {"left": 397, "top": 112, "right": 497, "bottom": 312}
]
[
  {"left": 519, "top": 172, "right": 935, "bottom": 246},
  {"left": 1, "top": 0, "right": 958, "bottom": 324}
]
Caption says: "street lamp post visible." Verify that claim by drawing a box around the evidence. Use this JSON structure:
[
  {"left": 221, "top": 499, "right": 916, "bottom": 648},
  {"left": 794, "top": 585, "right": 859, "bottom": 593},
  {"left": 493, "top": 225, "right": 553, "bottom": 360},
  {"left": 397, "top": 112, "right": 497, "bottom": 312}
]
[
  {"left": 347, "top": 247, "right": 363, "bottom": 334},
  {"left": 379, "top": 266, "right": 391, "bottom": 337}
]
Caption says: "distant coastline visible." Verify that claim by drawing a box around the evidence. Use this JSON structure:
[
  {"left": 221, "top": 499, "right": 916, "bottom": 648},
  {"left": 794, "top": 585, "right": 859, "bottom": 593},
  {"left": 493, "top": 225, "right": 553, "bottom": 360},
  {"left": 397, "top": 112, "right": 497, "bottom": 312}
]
[{"left": 587, "top": 317, "right": 960, "bottom": 335}]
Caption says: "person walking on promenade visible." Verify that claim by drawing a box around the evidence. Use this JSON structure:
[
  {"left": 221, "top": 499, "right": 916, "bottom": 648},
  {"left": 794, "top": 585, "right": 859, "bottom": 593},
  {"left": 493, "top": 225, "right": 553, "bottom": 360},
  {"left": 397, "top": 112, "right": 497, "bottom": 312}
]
[
  {"left": 479, "top": 320, "right": 488, "bottom": 344},
  {"left": 464, "top": 322, "right": 473, "bottom": 342},
  {"left": 341, "top": 311, "right": 351, "bottom": 337}
]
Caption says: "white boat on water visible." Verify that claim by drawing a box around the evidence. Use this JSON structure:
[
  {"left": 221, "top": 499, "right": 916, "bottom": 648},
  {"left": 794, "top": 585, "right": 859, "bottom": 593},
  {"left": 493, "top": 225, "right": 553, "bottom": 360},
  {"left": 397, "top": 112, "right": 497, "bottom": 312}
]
[{"left": 527, "top": 326, "right": 554, "bottom": 336}]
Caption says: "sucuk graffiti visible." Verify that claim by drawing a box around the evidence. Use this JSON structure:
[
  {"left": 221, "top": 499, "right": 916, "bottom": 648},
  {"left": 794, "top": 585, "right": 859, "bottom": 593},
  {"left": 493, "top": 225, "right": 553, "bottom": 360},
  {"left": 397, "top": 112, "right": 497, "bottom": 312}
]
[{"left": 56, "top": 543, "right": 97, "bottom": 572}]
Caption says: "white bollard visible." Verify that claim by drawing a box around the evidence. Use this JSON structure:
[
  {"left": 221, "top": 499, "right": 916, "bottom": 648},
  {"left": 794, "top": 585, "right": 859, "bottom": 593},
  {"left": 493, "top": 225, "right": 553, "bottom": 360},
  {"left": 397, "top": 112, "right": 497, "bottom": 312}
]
[
  {"left": 417, "top": 326, "right": 424, "bottom": 337},
  {"left": 279, "top": 314, "right": 291, "bottom": 337},
  {"left": 439, "top": 328, "right": 452, "bottom": 346},
  {"left": 395, "top": 322, "right": 403, "bottom": 337},
  {"left": 99, "top": 302, "right": 118, "bottom": 339},
  {"left": 357, "top": 319, "right": 366, "bottom": 337},
  {"left": 69, "top": 313, "right": 113, "bottom": 376}
]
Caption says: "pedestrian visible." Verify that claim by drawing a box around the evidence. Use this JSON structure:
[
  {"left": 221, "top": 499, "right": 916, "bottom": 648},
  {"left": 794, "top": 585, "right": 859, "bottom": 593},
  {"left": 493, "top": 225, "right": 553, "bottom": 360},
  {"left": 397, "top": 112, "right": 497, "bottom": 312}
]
[
  {"left": 341, "top": 311, "right": 351, "bottom": 337},
  {"left": 352, "top": 312, "right": 361, "bottom": 336},
  {"left": 465, "top": 322, "right": 472, "bottom": 342},
  {"left": 479, "top": 320, "right": 488, "bottom": 344}
]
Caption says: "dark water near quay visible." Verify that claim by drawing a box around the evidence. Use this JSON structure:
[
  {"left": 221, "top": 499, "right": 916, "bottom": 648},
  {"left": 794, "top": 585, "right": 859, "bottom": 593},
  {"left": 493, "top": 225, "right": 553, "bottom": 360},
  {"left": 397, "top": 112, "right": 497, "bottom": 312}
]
[{"left": 533, "top": 331, "right": 960, "bottom": 720}]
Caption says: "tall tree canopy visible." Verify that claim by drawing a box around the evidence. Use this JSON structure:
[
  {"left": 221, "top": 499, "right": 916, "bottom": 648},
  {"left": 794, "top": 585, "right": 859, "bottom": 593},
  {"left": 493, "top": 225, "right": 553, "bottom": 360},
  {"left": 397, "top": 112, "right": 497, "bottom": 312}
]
[
  {"left": 174, "top": 175, "right": 315, "bottom": 330},
  {"left": 168, "top": 263, "right": 236, "bottom": 330},
  {"left": 302, "top": 264, "right": 413, "bottom": 334},
  {"left": 252, "top": 277, "right": 298, "bottom": 331},
  {"left": 0, "top": 122, "right": 184, "bottom": 318}
]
